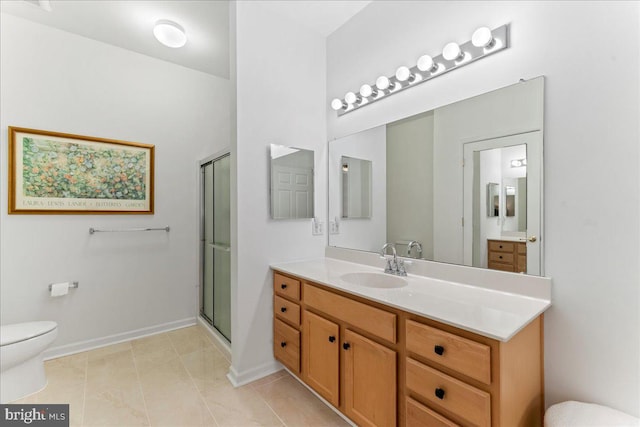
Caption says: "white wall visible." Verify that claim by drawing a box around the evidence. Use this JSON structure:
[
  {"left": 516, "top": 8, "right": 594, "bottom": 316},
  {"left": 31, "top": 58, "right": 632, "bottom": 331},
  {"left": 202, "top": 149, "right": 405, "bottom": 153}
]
[
  {"left": 328, "top": 1, "right": 640, "bottom": 417},
  {"left": 0, "top": 14, "right": 230, "bottom": 352},
  {"left": 231, "top": 1, "right": 327, "bottom": 384},
  {"left": 328, "top": 125, "right": 386, "bottom": 252}
]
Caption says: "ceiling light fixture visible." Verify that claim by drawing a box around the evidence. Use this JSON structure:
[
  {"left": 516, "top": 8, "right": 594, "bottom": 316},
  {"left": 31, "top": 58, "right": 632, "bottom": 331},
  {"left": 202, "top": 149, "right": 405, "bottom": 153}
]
[
  {"left": 330, "top": 24, "right": 510, "bottom": 116},
  {"left": 153, "top": 20, "right": 187, "bottom": 48}
]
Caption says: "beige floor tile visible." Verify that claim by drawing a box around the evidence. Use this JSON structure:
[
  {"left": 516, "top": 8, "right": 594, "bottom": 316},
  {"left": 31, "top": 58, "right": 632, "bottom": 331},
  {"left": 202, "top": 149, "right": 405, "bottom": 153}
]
[
  {"left": 137, "top": 357, "right": 193, "bottom": 401},
  {"left": 86, "top": 349, "right": 138, "bottom": 393},
  {"left": 167, "top": 327, "right": 214, "bottom": 356},
  {"left": 35, "top": 385, "right": 86, "bottom": 427},
  {"left": 180, "top": 347, "right": 230, "bottom": 392},
  {"left": 83, "top": 384, "right": 149, "bottom": 427},
  {"left": 85, "top": 342, "right": 133, "bottom": 361},
  {"left": 44, "top": 353, "right": 88, "bottom": 388},
  {"left": 145, "top": 384, "right": 216, "bottom": 427},
  {"left": 248, "top": 370, "right": 289, "bottom": 390},
  {"left": 201, "top": 382, "right": 282, "bottom": 427},
  {"left": 255, "top": 375, "right": 350, "bottom": 427}
]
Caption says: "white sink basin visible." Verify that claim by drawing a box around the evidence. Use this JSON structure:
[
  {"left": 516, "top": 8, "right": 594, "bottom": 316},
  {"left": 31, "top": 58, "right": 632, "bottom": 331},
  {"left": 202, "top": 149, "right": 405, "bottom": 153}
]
[{"left": 340, "top": 272, "right": 408, "bottom": 289}]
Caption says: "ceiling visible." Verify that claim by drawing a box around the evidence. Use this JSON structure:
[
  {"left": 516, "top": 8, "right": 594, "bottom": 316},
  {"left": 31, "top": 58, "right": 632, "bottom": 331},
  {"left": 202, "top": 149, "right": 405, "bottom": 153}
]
[{"left": 0, "top": 0, "right": 371, "bottom": 80}]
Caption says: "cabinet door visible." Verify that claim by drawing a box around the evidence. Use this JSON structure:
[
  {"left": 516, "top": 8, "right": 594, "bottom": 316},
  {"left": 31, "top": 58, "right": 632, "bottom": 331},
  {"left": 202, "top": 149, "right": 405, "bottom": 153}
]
[
  {"left": 343, "top": 329, "right": 396, "bottom": 427},
  {"left": 303, "top": 310, "right": 340, "bottom": 407}
]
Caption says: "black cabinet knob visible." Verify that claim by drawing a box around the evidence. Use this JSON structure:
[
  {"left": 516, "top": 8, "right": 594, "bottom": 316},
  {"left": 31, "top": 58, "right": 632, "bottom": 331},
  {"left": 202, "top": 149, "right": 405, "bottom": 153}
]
[
  {"left": 328, "top": 336, "right": 336, "bottom": 343},
  {"left": 499, "top": 245, "right": 503, "bottom": 249},
  {"left": 434, "top": 345, "right": 445, "bottom": 356},
  {"left": 281, "top": 283, "right": 287, "bottom": 289},
  {"left": 280, "top": 341, "right": 287, "bottom": 348},
  {"left": 343, "top": 342, "right": 351, "bottom": 350},
  {"left": 280, "top": 307, "right": 287, "bottom": 313},
  {"left": 499, "top": 255, "right": 503, "bottom": 259},
  {"left": 435, "top": 388, "right": 445, "bottom": 400}
]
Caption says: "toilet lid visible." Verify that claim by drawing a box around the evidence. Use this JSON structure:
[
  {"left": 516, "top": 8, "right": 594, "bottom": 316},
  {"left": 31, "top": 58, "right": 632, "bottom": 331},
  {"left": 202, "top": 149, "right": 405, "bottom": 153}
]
[{"left": 0, "top": 321, "right": 57, "bottom": 346}]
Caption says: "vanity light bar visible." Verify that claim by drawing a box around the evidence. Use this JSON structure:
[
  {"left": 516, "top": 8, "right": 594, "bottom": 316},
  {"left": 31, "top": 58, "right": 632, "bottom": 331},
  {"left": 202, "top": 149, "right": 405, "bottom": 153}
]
[{"left": 331, "top": 24, "right": 510, "bottom": 116}]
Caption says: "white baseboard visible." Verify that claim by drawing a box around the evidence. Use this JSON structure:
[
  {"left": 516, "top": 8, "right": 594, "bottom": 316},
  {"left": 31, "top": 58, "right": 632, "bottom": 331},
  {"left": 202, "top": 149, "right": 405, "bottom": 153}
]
[
  {"left": 43, "top": 317, "right": 197, "bottom": 360},
  {"left": 226, "top": 359, "right": 283, "bottom": 387},
  {"left": 197, "top": 317, "right": 231, "bottom": 361}
]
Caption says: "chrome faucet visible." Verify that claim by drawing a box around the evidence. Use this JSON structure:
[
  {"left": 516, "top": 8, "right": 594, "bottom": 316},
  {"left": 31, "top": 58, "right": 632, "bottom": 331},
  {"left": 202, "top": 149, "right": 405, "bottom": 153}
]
[
  {"left": 380, "top": 243, "right": 407, "bottom": 276},
  {"left": 407, "top": 240, "right": 423, "bottom": 259}
]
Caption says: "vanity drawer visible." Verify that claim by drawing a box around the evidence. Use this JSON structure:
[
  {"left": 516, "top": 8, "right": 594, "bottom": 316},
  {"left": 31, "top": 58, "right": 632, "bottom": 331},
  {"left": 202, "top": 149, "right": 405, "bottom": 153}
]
[
  {"left": 406, "top": 358, "right": 491, "bottom": 427},
  {"left": 406, "top": 397, "right": 460, "bottom": 427},
  {"left": 489, "top": 251, "right": 514, "bottom": 264},
  {"left": 274, "top": 272, "right": 301, "bottom": 300},
  {"left": 274, "top": 318, "right": 300, "bottom": 373},
  {"left": 488, "top": 241, "right": 514, "bottom": 253},
  {"left": 274, "top": 295, "right": 300, "bottom": 326},
  {"left": 406, "top": 320, "right": 491, "bottom": 385},
  {"left": 488, "top": 262, "right": 515, "bottom": 272},
  {"left": 304, "top": 283, "right": 396, "bottom": 343}
]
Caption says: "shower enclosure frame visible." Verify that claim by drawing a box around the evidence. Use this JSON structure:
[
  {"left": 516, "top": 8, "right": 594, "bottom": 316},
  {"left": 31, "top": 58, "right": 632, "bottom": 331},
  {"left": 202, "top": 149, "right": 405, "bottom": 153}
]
[{"left": 198, "top": 149, "right": 231, "bottom": 345}]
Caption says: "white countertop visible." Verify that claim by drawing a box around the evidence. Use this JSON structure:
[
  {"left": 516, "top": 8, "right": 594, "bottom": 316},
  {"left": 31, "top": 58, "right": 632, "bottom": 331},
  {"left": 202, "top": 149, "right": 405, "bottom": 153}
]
[{"left": 270, "top": 257, "right": 551, "bottom": 342}]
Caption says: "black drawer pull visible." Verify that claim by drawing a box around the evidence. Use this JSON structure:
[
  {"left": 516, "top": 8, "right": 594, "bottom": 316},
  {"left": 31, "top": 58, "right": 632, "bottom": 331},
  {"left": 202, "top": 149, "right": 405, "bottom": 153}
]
[
  {"left": 435, "top": 388, "right": 445, "bottom": 400},
  {"left": 280, "top": 307, "right": 287, "bottom": 313},
  {"left": 499, "top": 255, "right": 503, "bottom": 259},
  {"left": 328, "top": 336, "right": 336, "bottom": 343},
  {"left": 281, "top": 283, "right": 287, "bottom": 289},
  {"left": 434, "top": 345, "right": 445, "bottom": 356},
  {"left": 280, "top": 341, "right": 287, "bottom": 348},
  {"left": 499, "top": 245, "right": 503, "bottom": 249},
  {"left": 343, "top": 342, "right": 351, "bottom": 350}
]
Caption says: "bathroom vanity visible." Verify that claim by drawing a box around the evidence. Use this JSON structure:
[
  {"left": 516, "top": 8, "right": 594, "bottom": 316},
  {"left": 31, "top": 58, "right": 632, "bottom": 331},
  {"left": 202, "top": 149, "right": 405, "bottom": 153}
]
[
  {"left": 271, "top": 257, "right": 550, "bottom": 427},
  {"left": 487, "top": 239, "right": 527, "bottom": 273}
]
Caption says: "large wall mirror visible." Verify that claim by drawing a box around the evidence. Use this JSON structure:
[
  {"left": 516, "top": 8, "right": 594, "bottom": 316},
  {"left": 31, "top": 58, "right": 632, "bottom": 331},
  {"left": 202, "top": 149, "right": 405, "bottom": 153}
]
[
  {"left": 328, "top": 77, "right": 544, "bottom": 275},
  {"left": 270, "top": 144, "right": 314, "bottom": 219}
]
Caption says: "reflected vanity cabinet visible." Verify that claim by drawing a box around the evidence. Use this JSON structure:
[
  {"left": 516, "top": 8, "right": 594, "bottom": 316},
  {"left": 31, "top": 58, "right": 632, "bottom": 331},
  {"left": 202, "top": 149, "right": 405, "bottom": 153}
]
[
  {"left": 487, "top": 239, "right": 527, "bottom": 273},
  {"left": 272, "top": 270, "right": 543, "bottom": 427}
]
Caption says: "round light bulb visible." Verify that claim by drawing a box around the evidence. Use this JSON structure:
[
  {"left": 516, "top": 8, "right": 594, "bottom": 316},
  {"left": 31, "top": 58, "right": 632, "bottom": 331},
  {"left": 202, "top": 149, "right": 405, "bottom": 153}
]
[
  {"left": 472, "top": 27, "right": 494, "bottom": 48},
  {"left": 344, "top": 92, "right": 358, "bottom": 105},
  {"left": 376, "top": 76, "right": 390, "bottom": 90},
  {"left": 395, "top": 66, "right": 413, "bottom": 82},
  {"left": 153, "top": 20, "right": 187, "bottom": 48},
  {"left": 360, "top": 84, "right": 375, "bottom": 98},
  {"left": 331, "top": 98, "right": 345, "bottom": 111},
  {"left": 442, "top": 42, "right": 463, "bottom": 61},
  {"left": 417, "top": 55, "right": 436, "bottom": 72}
]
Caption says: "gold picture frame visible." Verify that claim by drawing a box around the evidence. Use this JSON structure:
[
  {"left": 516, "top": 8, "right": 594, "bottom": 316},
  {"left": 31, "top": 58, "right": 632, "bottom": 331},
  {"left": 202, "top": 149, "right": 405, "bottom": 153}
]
[{"left": 8, "top": 127, "right": 154, "bottom": 214}]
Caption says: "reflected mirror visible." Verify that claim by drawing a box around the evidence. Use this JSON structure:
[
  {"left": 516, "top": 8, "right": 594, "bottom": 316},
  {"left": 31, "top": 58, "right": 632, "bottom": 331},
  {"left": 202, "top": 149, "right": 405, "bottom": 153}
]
[
  {"left": 487, "top": 183, "right": 500, "bottom": 217},
  {"left": 328, "top": 77, "right": 544, "bottom": 275},
  {"left": 341, "top": 156, "right": 372, "bottom": 219},
  {"left": 270, "top": 144, "right": 314, "bottom": 219}
]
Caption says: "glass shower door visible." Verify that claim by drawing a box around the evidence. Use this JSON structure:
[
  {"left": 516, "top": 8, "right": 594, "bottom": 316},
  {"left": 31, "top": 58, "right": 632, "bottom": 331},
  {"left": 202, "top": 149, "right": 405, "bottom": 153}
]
[{"left": 201, "top": 153, "right": 231, "bottom": 342}]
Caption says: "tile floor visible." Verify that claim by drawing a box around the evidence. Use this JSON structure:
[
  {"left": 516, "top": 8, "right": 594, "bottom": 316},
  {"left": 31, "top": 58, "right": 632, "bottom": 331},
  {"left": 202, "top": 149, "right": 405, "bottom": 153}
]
[{"left": 11, "top": 325, "right": 350, "bottom": 427}]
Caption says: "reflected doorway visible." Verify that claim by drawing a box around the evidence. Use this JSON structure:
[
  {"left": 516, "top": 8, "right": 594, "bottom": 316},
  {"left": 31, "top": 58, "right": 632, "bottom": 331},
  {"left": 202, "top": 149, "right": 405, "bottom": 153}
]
[{"left": 200, "top": 152, "right": 231, "bottom": 342}]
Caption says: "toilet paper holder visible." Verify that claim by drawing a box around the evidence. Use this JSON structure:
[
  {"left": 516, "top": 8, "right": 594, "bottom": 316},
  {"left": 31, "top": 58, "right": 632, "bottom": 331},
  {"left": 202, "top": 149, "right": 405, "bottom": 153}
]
[{"left": 48, "top": 281, "right": 79, "bottom": 291}]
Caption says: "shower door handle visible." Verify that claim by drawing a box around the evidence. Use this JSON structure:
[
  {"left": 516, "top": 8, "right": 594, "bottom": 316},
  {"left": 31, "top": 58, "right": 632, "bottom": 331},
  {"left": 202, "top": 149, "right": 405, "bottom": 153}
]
[{"left": 208, "top": 243, "right": 231, "bottom": 252}]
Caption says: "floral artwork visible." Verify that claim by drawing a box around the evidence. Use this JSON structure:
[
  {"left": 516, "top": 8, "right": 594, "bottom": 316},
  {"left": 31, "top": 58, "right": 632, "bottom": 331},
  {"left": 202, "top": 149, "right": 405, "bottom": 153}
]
[{"left": 9, "top": 127, "right": 154, "bottom": 214}]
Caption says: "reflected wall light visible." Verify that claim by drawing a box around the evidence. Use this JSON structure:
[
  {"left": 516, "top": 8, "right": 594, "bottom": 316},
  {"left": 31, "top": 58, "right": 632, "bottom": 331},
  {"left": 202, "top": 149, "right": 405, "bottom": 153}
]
[
  {"left": 153, "top": 20, "right": 187, "bottom": 48},
  {"left": 330, "top": 24, "right": 510, "bottom": 116},
  {"left": 510, "top": 158, "right": 527, "bottom": 168}
]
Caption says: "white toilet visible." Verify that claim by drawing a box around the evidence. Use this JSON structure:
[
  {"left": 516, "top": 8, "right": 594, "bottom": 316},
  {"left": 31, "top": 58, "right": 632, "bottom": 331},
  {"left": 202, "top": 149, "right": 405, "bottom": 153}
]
[{"left": 0, "top": 321, "right": 58, "bottom": 403}]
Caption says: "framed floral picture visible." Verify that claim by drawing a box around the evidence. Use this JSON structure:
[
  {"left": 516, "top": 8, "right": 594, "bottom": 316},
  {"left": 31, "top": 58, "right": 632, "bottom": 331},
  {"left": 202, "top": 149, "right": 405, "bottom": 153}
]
[{"left": 8, "top": 127, "right": 154, "bottom": 214}]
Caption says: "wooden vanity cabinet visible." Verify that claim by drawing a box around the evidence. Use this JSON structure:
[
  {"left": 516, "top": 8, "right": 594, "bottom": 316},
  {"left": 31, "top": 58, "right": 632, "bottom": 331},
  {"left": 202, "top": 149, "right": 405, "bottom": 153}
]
[
  {"left": 487, "top": 239, "right": 527, "bottom": 273},
  {"left": 272, "top": 270, "right": 543, "bottom": 427}
]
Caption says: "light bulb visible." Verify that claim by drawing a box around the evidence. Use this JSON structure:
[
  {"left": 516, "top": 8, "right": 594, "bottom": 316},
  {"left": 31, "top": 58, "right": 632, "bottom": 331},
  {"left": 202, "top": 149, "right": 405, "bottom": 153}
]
[
  {"left": 417, "top": 55, "right": 437, "bottom": 72},
  {"left": 331, "top": 98, "right": 345, "bottom": 111},
  {"left": 376, "top": 76, "right": 391, "bottom": 90},
  {"left": 442, "top": 42, "right": 463, "bottom": 61},
  {"left": 360, "top": 84, "right": 377, "bottom": 98},
  {"left": 344, "top": 92, "right": 359, "bottom": 105},
  {"left": 153, "top": 20, "right": 187, "bottom": 48},
  {"left": 472, "top": 27, "right": 494, "bottom": 48},
  {"left": 395, "top": 66, "right": 413, "bottom": 82}
]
